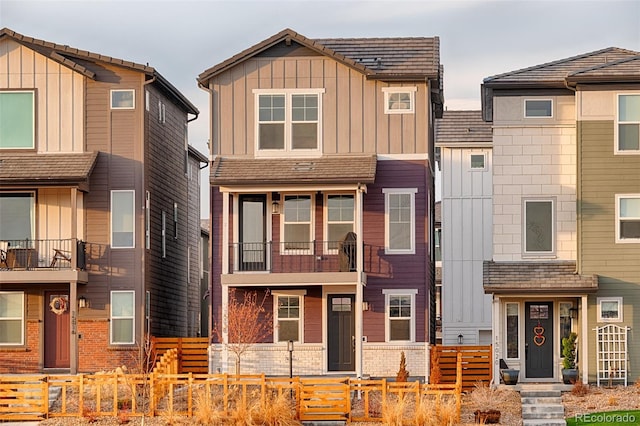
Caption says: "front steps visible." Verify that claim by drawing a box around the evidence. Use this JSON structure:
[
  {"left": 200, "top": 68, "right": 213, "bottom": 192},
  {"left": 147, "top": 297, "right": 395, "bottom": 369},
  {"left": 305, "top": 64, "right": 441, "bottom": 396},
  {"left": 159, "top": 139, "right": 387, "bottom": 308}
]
[{"left": 520, "top": 389, "right": 566, "bottom": 426}]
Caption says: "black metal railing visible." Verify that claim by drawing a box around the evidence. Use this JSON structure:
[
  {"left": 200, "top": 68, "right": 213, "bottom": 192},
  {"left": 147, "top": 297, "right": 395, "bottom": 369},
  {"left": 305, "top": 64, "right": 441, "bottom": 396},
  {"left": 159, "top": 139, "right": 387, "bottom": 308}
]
[
  {"left": 0, "top": 239, "right": 86, "bottom": 270},
  {"left": 228, "top": 239, "right": 367, "bottom": 274}
]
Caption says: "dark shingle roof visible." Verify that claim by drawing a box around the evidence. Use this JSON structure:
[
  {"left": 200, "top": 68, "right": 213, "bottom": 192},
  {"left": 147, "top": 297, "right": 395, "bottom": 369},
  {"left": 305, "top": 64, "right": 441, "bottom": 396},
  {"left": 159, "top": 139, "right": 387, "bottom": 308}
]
[
  {"left": 435, "top": 110, "right": 492, "bottom": 146},
  {"left": 567, "top": 55, "right": 640, "bottom": 83},
  {"left": 483, "top": 261, "right": 598, "bottom": 294},
  {"left": 484, "top": 47, "right": 639, "bottom": 89},
  {"left": 198, "top": 28, "right": 440, "bottom": 83},
  {"left": 210, "top": 155, "right": 377, "bottom": 186},
  {"left": 0, "top": 28, "right": 198, "bottom": 115},
  {"left": 0, "top": 152, "right": 98, "bottom": 188}
]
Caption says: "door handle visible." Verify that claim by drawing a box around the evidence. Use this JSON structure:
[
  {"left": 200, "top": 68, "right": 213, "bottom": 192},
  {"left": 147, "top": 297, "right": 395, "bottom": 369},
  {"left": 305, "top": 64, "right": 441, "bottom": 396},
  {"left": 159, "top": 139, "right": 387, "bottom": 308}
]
[
  {"left": 352, "top": 335, "right": 356, "bottom": 349},
  {"left": 525, "top": 343, "right": 529, "bottom": 360}
]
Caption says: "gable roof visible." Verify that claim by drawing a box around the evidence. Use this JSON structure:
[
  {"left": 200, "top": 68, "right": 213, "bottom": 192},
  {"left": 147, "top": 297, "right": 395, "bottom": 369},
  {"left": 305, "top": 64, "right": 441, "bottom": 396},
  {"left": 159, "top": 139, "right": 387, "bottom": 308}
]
[
  {"left": 0, "top": 28, "right": 198, "bottom": 115},
  {"left": 483, "top": 47, "right": 639, "bottom": 89},
  {"left": 566, "top": 55, "right": 640, "bottom": 84},
  {"left": 435, "top": 110, "right": 492, "bottom": 147},
  {"left": 198, "top": 28, "right": 440, "bottom": 84}
]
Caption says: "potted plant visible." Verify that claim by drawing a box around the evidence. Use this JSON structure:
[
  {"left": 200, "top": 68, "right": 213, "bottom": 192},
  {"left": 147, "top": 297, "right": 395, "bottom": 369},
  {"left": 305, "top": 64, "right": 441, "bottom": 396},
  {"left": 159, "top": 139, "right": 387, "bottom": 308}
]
[{"left": 562, "top": 332, "right": 578, "bottom": 384}]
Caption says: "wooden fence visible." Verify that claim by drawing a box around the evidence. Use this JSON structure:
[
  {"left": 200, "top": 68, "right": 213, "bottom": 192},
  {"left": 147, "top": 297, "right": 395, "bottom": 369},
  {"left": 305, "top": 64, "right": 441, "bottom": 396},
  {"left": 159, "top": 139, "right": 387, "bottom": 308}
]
[
  {"left": 432, "top": 345, "right": 492, "bottom": 391},
  {"left": 0, "top": 351, "right": 463, "bottom": 423},
  {"left": 151, "top": 336, "right": 209, "bottom": 373}
]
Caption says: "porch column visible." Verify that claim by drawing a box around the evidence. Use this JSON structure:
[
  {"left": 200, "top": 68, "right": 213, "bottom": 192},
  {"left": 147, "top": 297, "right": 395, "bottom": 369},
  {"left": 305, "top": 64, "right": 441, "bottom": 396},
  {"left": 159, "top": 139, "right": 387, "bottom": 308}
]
[
  {"left": 71, "top": 188, "right": 78, "bottom": 269},
  {"left": 70, "top": 280, "right": 78, "bottom": 374},
  {"left": 491, "top": 295, "right": 501, "bottom": 385},
  {"left": 355, "top": 185, "right": 364, "bottom": 378},
  {"left": 221, "top": 191, "right": 230, "bottom": 372},
  {"left": 580, "top": 295, "right": 588, "bottom": 384}
]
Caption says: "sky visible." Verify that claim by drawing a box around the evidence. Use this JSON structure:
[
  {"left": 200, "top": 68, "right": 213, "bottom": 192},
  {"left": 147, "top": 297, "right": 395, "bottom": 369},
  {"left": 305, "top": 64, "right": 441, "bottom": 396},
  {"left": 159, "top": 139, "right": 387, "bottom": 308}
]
[{"left": 2, "top": 0, "right": 639, "bottom": 217}]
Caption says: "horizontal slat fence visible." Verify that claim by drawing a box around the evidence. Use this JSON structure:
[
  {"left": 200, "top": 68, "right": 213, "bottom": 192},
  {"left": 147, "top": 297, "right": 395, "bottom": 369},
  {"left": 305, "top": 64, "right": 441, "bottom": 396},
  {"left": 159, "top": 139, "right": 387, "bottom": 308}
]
[
  {"left": 0, "top": 350, "right": 463, "bottom": 423},
  {"left": 151, "top": 336, "right": 209, "bottom": 374},
  {"left": 432, "top": 345, "right": 492, "bottom": 391}
]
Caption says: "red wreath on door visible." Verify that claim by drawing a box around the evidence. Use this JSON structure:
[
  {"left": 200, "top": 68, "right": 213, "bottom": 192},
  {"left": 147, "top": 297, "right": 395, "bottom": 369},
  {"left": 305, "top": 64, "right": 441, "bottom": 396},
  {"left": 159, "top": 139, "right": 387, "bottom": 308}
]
[{"left": 49, "top": 296, "right": 68, "bottom": 315}]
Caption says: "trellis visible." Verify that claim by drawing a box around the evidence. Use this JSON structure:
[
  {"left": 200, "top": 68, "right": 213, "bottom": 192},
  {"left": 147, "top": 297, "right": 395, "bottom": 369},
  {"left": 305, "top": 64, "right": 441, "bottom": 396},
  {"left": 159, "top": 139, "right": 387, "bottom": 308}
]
[{"left": 595, "top": 324, "right": 630, "bottom": 386}]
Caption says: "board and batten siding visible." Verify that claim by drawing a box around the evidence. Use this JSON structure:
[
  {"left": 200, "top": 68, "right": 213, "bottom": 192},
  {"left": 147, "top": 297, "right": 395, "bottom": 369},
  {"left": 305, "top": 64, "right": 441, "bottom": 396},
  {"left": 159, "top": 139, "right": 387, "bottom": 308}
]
[
  {"left": 0, "top": 38, "right": 84, "bottom": 153},
  {"left": 209, "top": 57, "right": 429, "bottom": 157},
  {"left": 492, "top": 95, "right": 577, "bottom": 262},
  {"left": 440, "top": 147, "right": 492, "bottom": 344}
]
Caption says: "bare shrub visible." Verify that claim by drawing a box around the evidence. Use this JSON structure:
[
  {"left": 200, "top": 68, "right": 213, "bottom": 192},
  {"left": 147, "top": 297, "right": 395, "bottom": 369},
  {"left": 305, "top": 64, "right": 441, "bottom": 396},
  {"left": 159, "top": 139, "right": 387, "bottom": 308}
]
[
  {"left": 414, "top": 393, "right": 458, "bottom": 426},
  {"left": 571, "top": 379, "right": 590, "bottom": 397}
]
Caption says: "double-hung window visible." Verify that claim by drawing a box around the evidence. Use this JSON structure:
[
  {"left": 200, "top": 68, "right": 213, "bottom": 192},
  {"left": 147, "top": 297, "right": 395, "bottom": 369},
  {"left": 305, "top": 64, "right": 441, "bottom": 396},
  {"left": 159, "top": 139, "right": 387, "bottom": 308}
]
[
  {"left": 0, "top": 192, "right": 35, "bottom": 244},
  {"left": 255, "top": 89, "right": 323, "bottom": 155},
  {"left": 282, "top": 195, "right": 312, "bottom": 252},
  {"left": 0, "top": 91, "right": 35, "bottom": 150},
  {"left": 523, "top": 198, "right": 555, "bottom": 255},
  {"left": 0, "top": 292, "right": 24, "bottom": 345},
  {"left": 383, "top": 189, "right": 416, "bottom": 254},
  {"left": 383, "top": 289, "right": 417, "bottom": 342},
  {"left": 616, "top": 194, "right": 640, "bottom": 243},
  {"left": 326, "top": 194, "right": 354, "bottom": 252},
  {"left": 111, "top": 291, "right": 135, "bottom": 344},
  {"left": 616, "top": 94, "right": 640, "bottom": 153},
  {"left": 274, "top": 291, "right": 305, "bottom": 342},
  {"left": 111, "top": 190, "right": 135, "bottom": 248}
]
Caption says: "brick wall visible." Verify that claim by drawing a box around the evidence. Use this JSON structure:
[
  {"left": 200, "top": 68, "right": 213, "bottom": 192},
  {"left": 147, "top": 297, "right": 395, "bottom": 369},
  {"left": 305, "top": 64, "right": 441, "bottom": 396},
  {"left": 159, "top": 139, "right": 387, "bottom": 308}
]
[
  {"left": 0, "top": 320, "right": 40, "bottom": 373},
  {"left": 78, "top": 320, "right": 138, "bottom": 372}
]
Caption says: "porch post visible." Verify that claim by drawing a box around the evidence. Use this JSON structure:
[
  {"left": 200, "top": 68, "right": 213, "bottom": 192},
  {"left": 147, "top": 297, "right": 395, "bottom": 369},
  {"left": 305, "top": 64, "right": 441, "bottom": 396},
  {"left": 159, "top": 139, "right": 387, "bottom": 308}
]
[
  {"left": 221, "top": 191, "right": 230, "bottom": 373},
  {"left": 71, "top": 188, "right": 78, "bottom": 268},
  {"left": 580, "top": 295, "right": 588, "bottom": 384},
  {"left": 70, "top": 280, "right": 78, "bottom": 374},
  {"left": 491, "top": 295, "right": 501, "bottom": 385},
  {"left": 355, "top": 185, "right": 364, "bottom": 378}
]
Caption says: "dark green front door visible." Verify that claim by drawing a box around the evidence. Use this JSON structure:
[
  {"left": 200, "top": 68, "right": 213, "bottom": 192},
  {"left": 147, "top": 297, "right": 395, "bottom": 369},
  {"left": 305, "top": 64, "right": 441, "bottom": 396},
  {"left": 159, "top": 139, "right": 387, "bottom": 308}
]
[
  {"left": 525, "top": 301, "right": 554, "bottom": 378},
  {"left": 328, "top": 294, "right": 355, "bottom": 371}
]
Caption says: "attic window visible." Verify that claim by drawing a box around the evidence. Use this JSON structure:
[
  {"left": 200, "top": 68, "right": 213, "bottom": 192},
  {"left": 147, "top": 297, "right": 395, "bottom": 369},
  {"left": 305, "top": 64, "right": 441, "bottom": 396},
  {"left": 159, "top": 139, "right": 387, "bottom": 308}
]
[
  {"left": 383, "top": 87, "right": 416, "bottom": 114},
  {"left": 111, "top": 90, "right": 135, "bottom": 109}
]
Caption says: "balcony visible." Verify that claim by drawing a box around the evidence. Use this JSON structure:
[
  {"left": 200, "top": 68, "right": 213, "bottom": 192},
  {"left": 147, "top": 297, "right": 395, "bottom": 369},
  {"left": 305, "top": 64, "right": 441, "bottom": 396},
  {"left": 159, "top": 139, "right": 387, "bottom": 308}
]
[{"left": 0, "top": 239, "right": 88, "bottom": 284}]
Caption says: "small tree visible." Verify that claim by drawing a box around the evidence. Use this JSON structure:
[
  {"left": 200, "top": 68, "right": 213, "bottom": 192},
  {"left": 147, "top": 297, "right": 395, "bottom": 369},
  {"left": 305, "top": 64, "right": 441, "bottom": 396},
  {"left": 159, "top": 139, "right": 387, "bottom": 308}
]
[
  {"left": 214, "top": 288, "right": 273, "bottom": 375},
  {"left": 396, "top": 351, "right": 409, "bottom": 382},
  {"left": 562, "top": 332, "right": 578, "bottom": 370}
]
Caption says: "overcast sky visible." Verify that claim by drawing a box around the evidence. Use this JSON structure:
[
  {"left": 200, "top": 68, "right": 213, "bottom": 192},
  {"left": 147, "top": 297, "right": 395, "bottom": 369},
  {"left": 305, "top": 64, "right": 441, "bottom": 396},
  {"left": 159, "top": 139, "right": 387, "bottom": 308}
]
[{"left": 2, "top": 0, "right": 639, "bottom": 216}]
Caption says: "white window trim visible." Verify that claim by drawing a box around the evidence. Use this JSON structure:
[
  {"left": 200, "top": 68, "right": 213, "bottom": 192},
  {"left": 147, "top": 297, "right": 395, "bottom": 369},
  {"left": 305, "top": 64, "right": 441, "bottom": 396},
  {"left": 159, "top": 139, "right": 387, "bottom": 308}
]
[
  {"left": 110, "top": 89, "right": 135, "bottom": 110},
  {"left": 273, "top": 290, "right": 306, "bottom": 343},
  {"left": 280, "top": 193, "right": 315, "bottom": 254},
  {"left": 615, "top": 93, "right": 640, "bottom": 155},
  {"left": 382, "top": 87, "right": 417, "bottom": 114},
  {"left": 110, "top": 290, "right": 135, "bottom": 345},
  {"left": 0, "top": 90, "right": 35, "bottom": 150},
  {"left": 111, "top": 190, "right": 135, "bottom": 249},
  {"left": 323, "top": 193, "right": 355, "bottom": 255},
  {"left": 0, "top": 291, "right": 24, "bottom": 346},
  {"left": 522, "top": 198, "right": 556, "bottom": 256},
  {"left": 383, "top": 188, "right": 417, "bottom": 255},
  {"left": 524, "top": 99, "right": 553, "bottom": 118},
  {"left": 616, "top": 194, "right": 640, "bottom": 243},
  {"left": 253, "top": 88, "right": 325, "bottom": 157},
  {"left": 505, "top": 302, "right": 520, "bottom": 360},
  {"left": 597, "top": 297, "right": 623, "bottom": 323},
  {"left": 383, "top": 289, "right": 417, "bottom": 343},
  {"left": 469, "top": 152, "right": 487, "bottom": 171}
]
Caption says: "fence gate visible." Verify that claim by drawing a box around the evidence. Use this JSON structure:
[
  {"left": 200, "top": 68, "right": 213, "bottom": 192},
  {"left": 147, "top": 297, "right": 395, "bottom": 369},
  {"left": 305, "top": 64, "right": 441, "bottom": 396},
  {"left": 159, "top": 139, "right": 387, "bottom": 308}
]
[{"left": 595, "top": 324, "right": 630, "bottom": 386}]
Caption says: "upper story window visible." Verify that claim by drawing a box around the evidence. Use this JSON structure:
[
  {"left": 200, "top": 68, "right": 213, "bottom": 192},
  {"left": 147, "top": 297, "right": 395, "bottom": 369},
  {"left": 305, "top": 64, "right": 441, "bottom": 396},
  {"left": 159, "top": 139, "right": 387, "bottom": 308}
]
[
  {"left": 0, "top": 91, "right": 35, "bottom": 150},
  {"left": 616, "top": 194, "right": 640, "bottom": 243},
  {"left": 282, "top": 194, "right": 313, "bottom": 252},
  {"left": 523, "top": 198, "right": 555, "bottom": 255},
  {"left": 111, "top": 89, "right": 135, "bottom": 109},
  {"left": 470, "top": 153, "right": 487, "bottom": 170},
  {"left": 616, "top": 94, "right": 640, "bottom": 154},
  {"left": 524, "top": 99, "right": 553, "bottom": 118},
  {"left": 111, "top": 190, "right": 135, "bottom": 249},
  {"left": 0, "top": 192, "right": 35, "bottom": 244},
  {"left": 383, "top": 87, "right": 416, "bottom": 114},
  {"left": 383, "top": 188, "right": 416, "bottom": 254},
  {"left": 255, "top": 89, "right": 324, "bottom": 156},
  {"left": 325, "top": 194, "right": 354, "bottom": 253}
]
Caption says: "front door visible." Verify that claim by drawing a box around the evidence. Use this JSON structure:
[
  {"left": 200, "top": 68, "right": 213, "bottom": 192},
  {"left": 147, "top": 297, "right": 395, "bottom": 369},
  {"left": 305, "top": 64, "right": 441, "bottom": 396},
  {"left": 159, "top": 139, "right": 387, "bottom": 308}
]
[
  {"left": 328, "top": 294, "right": 355, "bottom": 372},
  {"left": 44, "top": 291, "right": 70, "bottom": 369},
  {"left": 239, "top": 195, "right": 266, "bottom": 271},
  {"left": 525, "top": 301, "right": 554, "bottom": 378}
]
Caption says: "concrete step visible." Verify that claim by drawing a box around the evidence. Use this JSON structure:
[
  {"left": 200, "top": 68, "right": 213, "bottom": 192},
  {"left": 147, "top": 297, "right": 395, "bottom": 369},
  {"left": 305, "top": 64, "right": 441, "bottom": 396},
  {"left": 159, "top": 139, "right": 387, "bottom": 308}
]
[
  {"left": 522, "top": 404, "right": 564, "bottom": 419},
  {"left": 521, "top": 390, "right": 562, "bottom": 398},
  {"left": 522, "top": 396, "right": 563, "bottom": 405},
  {"left": 522, "top": 419, "right": 566, "bottom": 426}
]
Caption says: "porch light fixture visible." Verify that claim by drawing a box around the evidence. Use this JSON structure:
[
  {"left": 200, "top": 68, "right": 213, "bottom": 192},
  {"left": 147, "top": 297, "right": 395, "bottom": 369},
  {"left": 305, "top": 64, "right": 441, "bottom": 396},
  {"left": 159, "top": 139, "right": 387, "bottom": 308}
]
[
  {"left": 457, "top": 334, "right": 464, "bottom": 344},
  {"left": 362, "top": 301, "right": 370, "bottom": 311},
  {"left": 78, "top": 296, "right": 88, "bottom": 309},
  {"left": 272, "top": 201, "right": 280, "bottom": 214}
]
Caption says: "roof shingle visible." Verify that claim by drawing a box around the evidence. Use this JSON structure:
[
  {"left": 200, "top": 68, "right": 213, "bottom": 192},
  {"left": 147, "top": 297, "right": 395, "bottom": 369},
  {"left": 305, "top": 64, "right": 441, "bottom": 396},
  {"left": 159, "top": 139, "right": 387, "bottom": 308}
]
[
  {"left": 435, "top": 110, "right": 492, "bottom": 146},
  {"left": 0, "top": 152, "right": 99, "bottom": 188}
]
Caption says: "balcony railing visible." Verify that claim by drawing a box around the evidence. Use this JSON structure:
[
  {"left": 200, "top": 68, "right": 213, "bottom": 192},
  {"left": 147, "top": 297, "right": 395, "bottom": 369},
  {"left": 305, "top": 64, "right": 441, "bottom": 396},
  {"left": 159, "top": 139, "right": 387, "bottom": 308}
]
[
  {"left": 0, "top": 239, "right": 86, "bottom": 271},
  {"left": 228, "top": 240, "right": 387, "bottom": 274}
]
